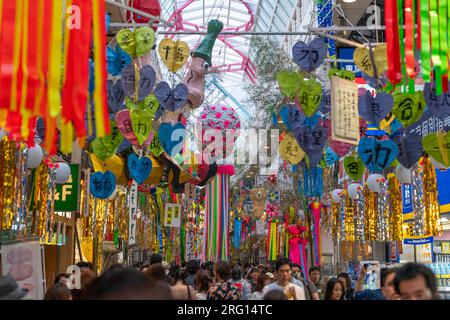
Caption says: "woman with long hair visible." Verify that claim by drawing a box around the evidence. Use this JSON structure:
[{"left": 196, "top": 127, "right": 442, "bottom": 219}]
[
  {"left": 337, "top": 272, "right": 354, "bottom": 300},
  {"left": 248, "top": 273, "right": 270, "bottom": 300},
  {"left": 194, "top": 270, "right": 212, "bottom": 300},
  {"left": 167, "top": 263, "right": 196, "bottom": 300},
  {"left": 323, "top": 278, "right": 345, "bottom": 300}
]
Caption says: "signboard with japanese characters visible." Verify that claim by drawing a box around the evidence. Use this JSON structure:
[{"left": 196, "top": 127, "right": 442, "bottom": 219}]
[
  {"left": 128, "top": 181, "right": 138, "bottom": 245},
  {"left": 331, "top": 76, "right": 360, "bottom": 145},
  {"left": 164, "top": 203, "right": 181, "bottom": 228},
  {"left": 185, "top": 228, "right": 199, "bottom": 261}
]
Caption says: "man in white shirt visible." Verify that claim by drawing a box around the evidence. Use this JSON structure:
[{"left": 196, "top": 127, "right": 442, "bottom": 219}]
[{"left": 262, "top": 258, "right": 305, "bottom": 300}]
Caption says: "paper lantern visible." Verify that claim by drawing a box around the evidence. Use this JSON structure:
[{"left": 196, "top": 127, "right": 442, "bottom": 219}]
[
  {"left": 332, "top": 189, "right": 344, "bottom": 203},
  {"left": 55, "top": 162, "right": 71, "bottom": 184},
  {"left": 367, "top": 174, "right": 385, "bottom": 193},
  {"left": 348, "top": 183, "right": 363, "bottom": 200},
  {"left": 395, "top": 164, "right": 412, "bottom": 184},
  {"left": 27, "top": 145, "right": 44, "bottom": 169},
  {"left": 430, "top": 156, "right": 449, "bottom": 170}
]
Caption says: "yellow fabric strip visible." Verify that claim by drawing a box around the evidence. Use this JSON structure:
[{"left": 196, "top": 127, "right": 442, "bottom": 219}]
[
  {"left": 10, "top": 0, "right": 24, "bottom": 112},
  {"left": 19, "top": 0, "right": 29, "bottom": 115},
  {"left": 92, "top": 0, "right": 106, "bottom": 137},
  {"left": 33, "top": 0, "right": 46, "bottom": 115},
  {"left": 0, "top": 109, "right": 7, "bottom": 128},
  {"left": 47, "top": 0, "right": 64, "bottom": 117},
  {"left": 60, "top": 120, "right": 73, "bottom": 154}
]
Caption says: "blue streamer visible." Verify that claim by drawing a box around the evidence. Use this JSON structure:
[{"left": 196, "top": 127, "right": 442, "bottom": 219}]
[
  {"left": 234, "top": 218, "right": 242, "bottom": 249},
  {"left": 304, "top": 167, "right": 323, "bottom": 197}
]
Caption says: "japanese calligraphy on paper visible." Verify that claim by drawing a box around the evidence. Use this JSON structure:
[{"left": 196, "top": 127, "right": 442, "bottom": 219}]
[
  {"left": 128, "top": 181, "right": 138, "bottom": 245},
  {"left": 331, "top": 76, "right": 360, "bottom": 145},
  {"left": 164, "top": 203, "right": 181, "bottom": 228},
  {"left": 185, "top": 228, "right": 199, "bottom": 261}
]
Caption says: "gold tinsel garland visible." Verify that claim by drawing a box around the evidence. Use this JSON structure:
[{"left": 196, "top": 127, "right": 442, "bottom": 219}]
[
  {"left": 344, "top": 192, "right": 355, "bottom": 241},
  {"left": 364, "top": 186, "right": 377, "bottom": 241},
  {"left": 387, "top": 174, "right": 404, "bottom": 241},
  {"left": 422, "top": 157, "right": 443, "bottom": 236},
  {"left": 1, "top": 140, "right": 16, "bottom": 230},
  {"left": 36, "top": 164, "right": 50, "bottom": 237},
  {"left": 330, "top": 202, "right": 339, "bottom": 238}
]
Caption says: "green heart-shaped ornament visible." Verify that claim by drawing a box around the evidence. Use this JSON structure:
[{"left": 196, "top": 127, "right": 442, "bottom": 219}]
[
  {"left": 276, "top": 71, "right": 303, "bottom": 99},
  {"left": 392, "top": 92, "right": 425, "bottom": 128},
  {"left": 423, "top": 131, "right": 450, "bottom": 167},
  {"left": 298, "top": 79, "right": 323, "bottom": 117},
  {"left": 344, "top": 155, "right": 365, "bottom": 181},
  {"left": 131, "top": 109, "right": 154, "bottom": 146},
  {"left": 91, "top": 121, "right": 124, "bottom": 161},
  {"left": 116, "top": 29, "right": 135, "bottom": 58},
  {"left": 329, "top": 68, "right": 355, "bottom": 81},
  {"left": 149, "top": 133, "right": 164, "bottom": 157},
  {"left": 126, "top": 95, "right": 159, "bottom": 116}
]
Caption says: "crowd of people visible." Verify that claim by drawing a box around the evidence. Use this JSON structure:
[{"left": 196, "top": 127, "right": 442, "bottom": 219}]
[{"left": 0, "top": 255, "right": 441, "bottom": 300}]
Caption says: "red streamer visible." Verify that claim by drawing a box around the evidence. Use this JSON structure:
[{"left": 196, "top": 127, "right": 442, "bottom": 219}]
[{"left": 385, "top": 0, "right": 403, "bottom": 85}]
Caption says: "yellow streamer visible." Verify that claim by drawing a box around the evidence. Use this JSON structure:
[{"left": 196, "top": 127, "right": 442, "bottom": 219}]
[
  {"left": 19, "top": 0, "right": 30, "bottom": 114},
  {"left": 10, "top": 0, "right": 24, "bottom": 112},
  {"left": 60, "top": 120, "right": 73, "bottom": 154},
  {"left": 387, "top": 174, "right": 404, "bottom": 240},
  {"left": 47, "top": 0, "right": 64, "bottom": 117}
]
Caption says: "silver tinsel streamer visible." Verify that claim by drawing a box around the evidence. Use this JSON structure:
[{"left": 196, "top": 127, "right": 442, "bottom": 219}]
[
  {"left": 339, "top": 194, "right": 346, "bottom": 241},
  {"left": 46, "top": 166, "right": 57, "bottom": 242},
  {"left": 355, "top": 190, "right": 365, "bottom": 242},
  {"left": 377, "top": 179, "right": 389, "bottom": 241},
  {"left": 412, "top": 164, "right": 425, "bottom": 236}
]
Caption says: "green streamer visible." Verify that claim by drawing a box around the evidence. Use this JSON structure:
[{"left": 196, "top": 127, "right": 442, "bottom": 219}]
[
  {"left": 430, "top": 0, "right": 442, "bottom": 94},
  {"left": 420, "top": 0, "right": 431, "bottom": 82}
]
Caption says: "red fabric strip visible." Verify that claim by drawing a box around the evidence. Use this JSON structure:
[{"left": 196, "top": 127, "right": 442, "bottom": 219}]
[
  {"left": 0, "top": 2, "right": 17, "bottom": 109},
  {"left": 23, "top": 0, "right": 39, "bottom": 112},
  {"left": 416, "top": 0, "right": 421, "bottom": 49},
  {"left": 404, "top": 0, "right": 416, "bottom": 79},
  {"left": 61, "top": 0, "right": 92, "bottom": 137},
  {"left": 385, "top": 0, "right": 403, "bottom": 85}
]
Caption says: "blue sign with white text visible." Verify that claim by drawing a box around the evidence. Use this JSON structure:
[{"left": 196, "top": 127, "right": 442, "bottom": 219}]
[{"left": 337, "top": 47, "right": 362, "bottom": 77}]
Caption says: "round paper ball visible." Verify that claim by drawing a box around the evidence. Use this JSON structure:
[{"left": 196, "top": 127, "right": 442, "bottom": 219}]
[
  {"left": 332, "top": 189, "right": 344, "bottom": 203},
  {"left": 430, "top": 156, "right": 449, "bottom": 170},
  {"left": 27, "top": 145, "right": 44, "bottom": 169},
  {"left": 395, "top": 164, "right": 412, "bottom": 184},
  {"left": 55, "top": 162, "right": 71, "bottom": 184},
  {"left": 367, "top": 173, "right": 385, "bottom": 193},
  {"left": 348, "top": 183, "right": 363, "bottom": 200}
]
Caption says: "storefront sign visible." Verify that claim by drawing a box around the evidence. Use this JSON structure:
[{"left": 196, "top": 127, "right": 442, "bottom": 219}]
[
  {"left": 337, "top": 47, "right": 361, "bottom": 77},
  {"left": 402, "top": 184, "right": 413, "bottom": 220},
  {"left": 436, "top": 169, "right": 450, "bottom": 213},
  {"left": 49, "top": 164, "right": 80, "bottom": 212},
  {"left": 404, "top": 235, "right": 434, "bottom": 245}
]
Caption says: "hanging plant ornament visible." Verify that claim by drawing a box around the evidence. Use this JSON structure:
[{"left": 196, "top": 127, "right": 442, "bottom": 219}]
[
  {"left": 279, "top": 132, "right": 305, "bottom": 165},
  {"left": 127, "top": 154, "right": 153, "bottom": 184},
  {"left": 297, "top": 79, "right": 323, "bottom": 117},
  {"left": 121, "top": 64, "right": 156, "bottom": 101},
  {"left": 392, "top": 131, "right": 423, "bottom": 169},
  {"left": 116, "top": 26, "right": 156, "bottom": 58},
  {"left": 358, "top": 90, "right": 394, "bottom": 125},
  {"left": 90, "top": 171, "right": 117, "bottom": 199},
  {"left": 424, "top": 81, "right": 450, "bottom": 119},
  {"left": 357, "top": 137, "right": 398, "bottom": 172},
  {"left": 392, "top": 92, "right": 426, "bottom": 128},
  {"left": 344, "top": 155, "right": 365, "bottom": 181},
  {"left": 154, "top": 81, "right": 189, "bottom": 112},
  {"left": 158, "top": 38, "right": 190, "bottom": 73},
  {"left": 292, "top": 38, "right": 328, "bottom": 72},
  {"left": 353, "top": 43, "right": 388, "bottom": 77},
  {"left": 276, "top": 71, "right": 303, "bottom": 99},
  {"left": 422, "top": 131, "right": 450, "bottom": 167}
]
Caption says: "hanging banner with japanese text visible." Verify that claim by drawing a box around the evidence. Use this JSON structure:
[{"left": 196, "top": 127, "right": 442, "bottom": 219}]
[
  {"left": 128, "top": 181, "right": 138, "bottom": 245},
  {"left": 185, "top": 228, "right": 199, "bottom": 261},
  {"left": 164, "top": 203, "right": 181, "bottom": 228},
  {"left": 331, "top": 76, "right": 360, "bottom": 145}
]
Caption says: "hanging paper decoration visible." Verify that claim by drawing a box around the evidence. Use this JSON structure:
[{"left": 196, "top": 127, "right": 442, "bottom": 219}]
[
  {"left": 310, "top": 202, "right": 322, "bottom": 266},
  {"left": 154, "top": 82, "right": 189, "bottom": 113},
  {"left": 277, "top": 71, "right": 304, "bottom": 100},
  {"left": 376, "top": 178, "right": 390, "bottom": 241},
  {"left": 325, "top": 147, "right": 339, "bottom": 167},
  {"left": 353, "top": 44, "right": 388, "bottom": 78},
  {"left": 292, "top": 38, "right": 327, "bottom": 72},
  {"left": 286, "top": 225, "right": 308, "bottom": 279},
  {"left": 303, "top": 167, "right": 323, "bottom": 198},
  {"left": 392, "top": 92, "right": 426, "bottom": 128},
  {"left": 387, "top": 174, "right": 403, "bottom": 241},
  {"left": 107, "top": 80, "right": 126, "bottom": 113},
  {"left": 233, "top": 218, "right": 242, "bottom": 249},
  {"left": 297, "top": 79, "right": 323, "bottom": 117},
  {"left": 158, "top": 39, "right": 190, "bottom": 73},
  {"left": 293, "top": 125, "right": 327, "bottom": 167},
  {"left": 182, "top": 20, "right": 223, "bottom": 109},
  {"left": 392, "top": 131, "right": 423, "bottom": 169},
  {"left": 422, "top": 157, "right": 443, "bottom": 236},
  {"left": 107, "top": 45, "right": 132, "bottom": 77},
  {"left": 411, "top": 163, "right": 426, "bottom": 236},
  {"left": 121, "top": 64, "right": 156, "bottom": 101},
  {"left": 116, "top": 27, "right": 156, "bottom": 58},
  {"left": 344, "top": 155, "right": 365, "bottom": 181},
  {"left": 364, "top": 186, "right": 377, "bottom": 240},
  {"left": 424, "top": 81, "right": 450, "bottom": 119},
  {"left": 158, "top": 122, "right": 186, "bottom": 156},
  {"left": 127, "top": 154, "right": 152, "bottom": 185},
  {"left": 279, "top": 133, "right": 305, "bottom": 165},
  {"left": 329, "top": 68, "right": 355, "bottom": 81},
  {"left": 422, "top": 131, "right": 450, "bottom": 167},
  {"left": 90, "top": 171, "right": 116, "bottom": 199},
  {"left": 279, "top": 104, "right": 306, "bottom": 131},
  {"left": 358, "top": 137, "right": 398, "bottom": 172},
  {"left": 358, "top": 91, "right": 393, "bottom": 125}
]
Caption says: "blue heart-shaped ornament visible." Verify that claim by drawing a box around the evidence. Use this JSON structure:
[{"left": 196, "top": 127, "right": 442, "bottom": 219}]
[
  {"left": 325, "top": 147, "right": 339, "bottom": 167},
  {"left": 292, "top": 38, "right": 327, "bottom": 72},
  {"left": 392, "top": 130, "right": 423, "bottom": 169},
  {"left": 154, "top": 81, "right": 189, "bottom": 112},
  {"left": 127, "top": 154, "right": 152, "bottom": 184},
  {"left": 90, "top": 171, "right": 116, "bottom": 199},
  {"left": 357, "top": 137, "right": 398, "bottom": 172},
  {"left": 359, "top": 90, "right": 393, "bottom": 124},
  {"left": 158, "top": 122, "right": 186, "bottom": 156},
  {"left": 292, "top": 125, "right": 328, "bottom": 155},
  {"left": 279, "top": 104, "right": 305, "bottom": 131}
]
